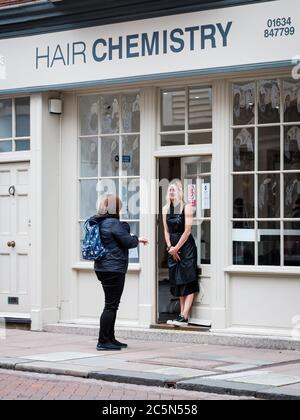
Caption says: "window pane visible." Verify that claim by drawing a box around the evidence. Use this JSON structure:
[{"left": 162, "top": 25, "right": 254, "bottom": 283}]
[
  {"left": 121, "top": 178, "right": 140, "bottom": 220},
  {"left": 201, "top": 220, "right": 210, "bottom": 264},
  {"left": 100, "top": 136, "right": 119, "bottom": 177},
  {"left": 233, "top": 128, "right": 254, "bottom": 172},
  {"left": 233, "top": 82, "right": 255, "bottom": 126},
  {"left": 283, "top": 79, "right": 300, "bottom": 123},
  {"left": 258, "top": 126, "right": 280, "bottom": 171},
  {"left": 161, "top": 90, "right": 185, "bottom": 132},
  {"left": 233, "top": 175, "right": 254, "bottom": 218},
  {"left": 161, "top": 134, "right": 185, "bottom": 146},
  {"left": 80, "top": 222, "right": 85, "bottom": 260},
  {"left": 0, "top": 140, "right": 12, "bottom": 153},
  {"left": 15, "top": 139, "right": 30, "bottom": 151},
  {"left": 80, "top": 138, "right": 98, "bottom": 178},
  {"left": 15, "top": 97, "right": 30, "bottom": 137},
  {"left": 188, "top": 132, "right": 212, "bottom": 145},
  {"left": 233, "top": 221, "right": 255, "bottom": 265},
  {"left": 127, "top": 222, "right": 140, "bottom": 263},
  {"left": 80, "top": 179, "right": 97, "bottom": 219},
  {"left": 79, "top": 95, "right": 99, "bottom": 136},
  {"left": 284, "top": 173, "right": 300, "bottom": 218},
  {"left": 121, "top": 135, "right": 140, "bottom": 176},
  {"left": 284, "top": 222, "right": 300, "bottom": 266},
  {"left": 258, "top": 174, "right": 280, "bottom": 218},
  {"left": 98, "top": 178, "right": 119, "bottom": 195},
  {"left": 284, "top": 125, "right": 300, "bottom": 170},
  {"left": 258, "top": 80, "right": 280, "bottom": 124},
  {"left": 100, "top": 95, "right": 120, "bottom": 134},
  {"left": 258, "top": 221, "right": 280, "bottom": 266},
  {"left": 121, "top": 93, "right": 140, "bottom": 133},
  {"left": 199, "top": 176, "right": 211, "bottom": 218},
  {"left": 188, "top": 86, "right": 212, "bottom": 130},
  {"left": 192, "top": 221, "right": 210, "bottom": 265},
  {"left": 0, "top": 99, "right": 12, "bottom": 138}
]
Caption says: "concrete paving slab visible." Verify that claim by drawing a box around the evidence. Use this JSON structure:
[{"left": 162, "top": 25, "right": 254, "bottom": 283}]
[
  {"left": 24, "top": 352, "right": 98, "bottom": 362},
  {"left": 228, "top": 373, "right": 300, "bottom": 387},
  {"left": 216, "top": 364, "right": 259, "bottom": 372},
  {"left": 147, "top": 366, "right": 214, "bottom": 378},
  {"left": 89, "top": 369, "right": 182, "bottom": 387},
  {"left": 15, "top": 361, "right": 97, "bottom": 378},
  {"left": 177, "top": 377, "right": 268, "bottom": 397},
  {"left": 0, "top": 357, "right": 32, "bottom": 369},
  {"left": 133, "top": 357, "right": 228, "bottom": 370}
]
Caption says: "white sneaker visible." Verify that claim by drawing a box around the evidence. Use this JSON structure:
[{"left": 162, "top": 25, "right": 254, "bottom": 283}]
[{"left": 173, "top": 315, "right": 189, "bottom": 327}]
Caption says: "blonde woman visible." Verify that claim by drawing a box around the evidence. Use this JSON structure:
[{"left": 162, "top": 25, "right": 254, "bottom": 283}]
[{"left": 163, "top": 180, "right": 199, "bottom": 326}]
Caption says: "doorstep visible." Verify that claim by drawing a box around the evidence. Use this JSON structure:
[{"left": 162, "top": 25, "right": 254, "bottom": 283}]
[{"left": 43, "top": 323, "right": 300, "bottom": 351}]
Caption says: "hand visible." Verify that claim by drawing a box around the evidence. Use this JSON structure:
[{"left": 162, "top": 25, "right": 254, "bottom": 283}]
[
  {"left": 168, "top": 246, "right": 178, "bottom": 256},
  {"left": 138, "top": 237, "right": 149, "bottom": 246},
  {"left": 172, "top": 252, "right": 181, "bottom": 262},
  {"left": 168, "top": 246, "right": 181, "bottom": 262}
]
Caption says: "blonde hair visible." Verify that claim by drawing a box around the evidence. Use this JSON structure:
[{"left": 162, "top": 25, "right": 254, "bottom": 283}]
[
  {"left": 97, "top": 194, "right": 122, "bottom": 215},
  {"left": 163, "top": 180, "right": 184, "bottom": 214}
]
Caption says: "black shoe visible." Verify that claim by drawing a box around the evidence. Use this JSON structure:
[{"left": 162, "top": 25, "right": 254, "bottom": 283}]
[
  {"left": 96, "top": 342, "right": 122, "bottom": 351},
  {"left": 112, "top": 339, "right": 128, "bottom": 348},
  {"left": 173, "top": 315, "right": 188, "bottom": 327}
]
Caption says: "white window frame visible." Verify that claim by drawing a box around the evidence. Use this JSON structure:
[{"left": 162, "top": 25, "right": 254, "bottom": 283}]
[
  {"left": 230, "top": 75, "right": 300, "bottom": 268},
  {"left": 77, "top": 90, "right": 141, "bottom": 262},
  {"left": 0, "top": 96, "right": 31, "bottom": 155}
]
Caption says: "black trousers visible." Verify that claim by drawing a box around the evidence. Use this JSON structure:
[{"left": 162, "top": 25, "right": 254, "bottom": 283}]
[{"left": 95, "top": 271, "right": 125, "bottom": 344}]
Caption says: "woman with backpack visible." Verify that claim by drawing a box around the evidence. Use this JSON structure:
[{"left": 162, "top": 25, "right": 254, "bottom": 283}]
[{"left": 92, "top": 194, "right": 148, "bottom": 351}]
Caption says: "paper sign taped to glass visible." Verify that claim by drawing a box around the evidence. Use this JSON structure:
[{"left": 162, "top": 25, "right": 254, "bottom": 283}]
[
  {"left": 202, "top": 183, "right": 210, "bottom": 210},
  {"left": 129, "top": 247, "right": 139, "bottom": 259}
]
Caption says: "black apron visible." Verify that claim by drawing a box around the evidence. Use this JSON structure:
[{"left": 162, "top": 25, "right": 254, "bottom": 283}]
[{"left": 167, "top": 203, "right": 198, "bottom": 288}]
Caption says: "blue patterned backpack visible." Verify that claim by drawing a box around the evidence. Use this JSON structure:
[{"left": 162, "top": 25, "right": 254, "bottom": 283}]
[{"left": 81, "top": 217, "right": 107, "bottom": 261}]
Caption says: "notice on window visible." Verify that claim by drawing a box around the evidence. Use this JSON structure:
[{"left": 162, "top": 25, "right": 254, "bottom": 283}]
[
  {"left": 188, "top": 184, "right": 196, "bottom": 207},
  {"left": 129, "top": 247, "right": 139, "bottom": 260},
  {"left": 202, "top": 183, "right": 210, "bottom": 210}
]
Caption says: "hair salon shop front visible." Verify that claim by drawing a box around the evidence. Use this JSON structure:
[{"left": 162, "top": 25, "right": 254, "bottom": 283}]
[{"left": 0, "top": 0, "right": 300, "bottom": 338}]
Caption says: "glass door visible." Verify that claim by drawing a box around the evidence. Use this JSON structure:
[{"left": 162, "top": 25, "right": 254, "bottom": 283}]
[{"left": 181, "top": 156, "right": 212, "bottom": 274}]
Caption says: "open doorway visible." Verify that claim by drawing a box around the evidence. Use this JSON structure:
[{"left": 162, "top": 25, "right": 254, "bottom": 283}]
[{"left": 156, "top": 156, "right": 212, "bottom": 326}]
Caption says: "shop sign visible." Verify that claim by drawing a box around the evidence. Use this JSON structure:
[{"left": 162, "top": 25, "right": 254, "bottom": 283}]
[{"left": 0, "top": 0, "right": 298, "bottom": 92}]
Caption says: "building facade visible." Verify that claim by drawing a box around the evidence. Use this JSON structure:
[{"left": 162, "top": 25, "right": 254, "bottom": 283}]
[{"left": 0, "top": 0, "right": 300, "bottom": 337}]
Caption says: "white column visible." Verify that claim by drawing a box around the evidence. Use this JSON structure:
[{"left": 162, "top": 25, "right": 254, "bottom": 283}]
[
  {"left": 138, "top": 86, "right": 157, "bottom": 327},
  {"left": 29, "top": 93, "right": 43, "bottom": 330},
  {"left": 210, "top": 79, "right": 231, "bottom": 330}
]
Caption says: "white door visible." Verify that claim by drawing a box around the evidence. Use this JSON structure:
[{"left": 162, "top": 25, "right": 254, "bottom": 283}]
[
  {"left": 0, "top": 162, "right": 31, "bottom": 317},
  {"left": 181, "top": 156, "right": 212, "bottom": 327}
]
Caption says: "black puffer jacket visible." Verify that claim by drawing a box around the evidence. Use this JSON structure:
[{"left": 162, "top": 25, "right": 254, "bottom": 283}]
[{"left": 92, "top": 214, "right": 139, "bottom": 274}]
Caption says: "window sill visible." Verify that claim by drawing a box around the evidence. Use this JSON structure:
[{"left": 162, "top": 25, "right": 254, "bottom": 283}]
[
  {"left": 72, "top": 262, "right": 141, "bottom": 273},
  {"left": 225, "top": 265, "right": 300, "bottom": 276},
  {"left": 0, "top": 151, "right": 31, "bottom": 162}
]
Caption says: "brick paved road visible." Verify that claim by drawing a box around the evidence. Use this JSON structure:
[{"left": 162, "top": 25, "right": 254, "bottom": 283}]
[{"left": 0, "top": 369, "right": 253, "bottom": 400}]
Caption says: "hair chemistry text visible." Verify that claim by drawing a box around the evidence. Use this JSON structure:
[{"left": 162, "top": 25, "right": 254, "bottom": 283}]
[{"left": 35, "top": 22, "right": 233, "bottom": 69}]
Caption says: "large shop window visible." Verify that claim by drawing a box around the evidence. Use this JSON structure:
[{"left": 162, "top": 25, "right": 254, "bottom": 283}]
[
  {"left": 160, "top": 86, "right": 212, "bottom": 146},
  {"left": 0, "top": 97, "right": 30, "bottom": 152},
  {"left": 232, "top": 78, "right": 300, "bottom": 267},
  {"left": 78, "top": 92, "right": 140, "bottom": 263}
]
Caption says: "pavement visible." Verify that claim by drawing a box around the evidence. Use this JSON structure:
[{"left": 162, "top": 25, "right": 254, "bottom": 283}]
[
  {"left": 1, "top": 329, "right": 300, "bottom": 400},
  {"left": 0, "top": 369, "right": 247, "bottom": 400}
]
